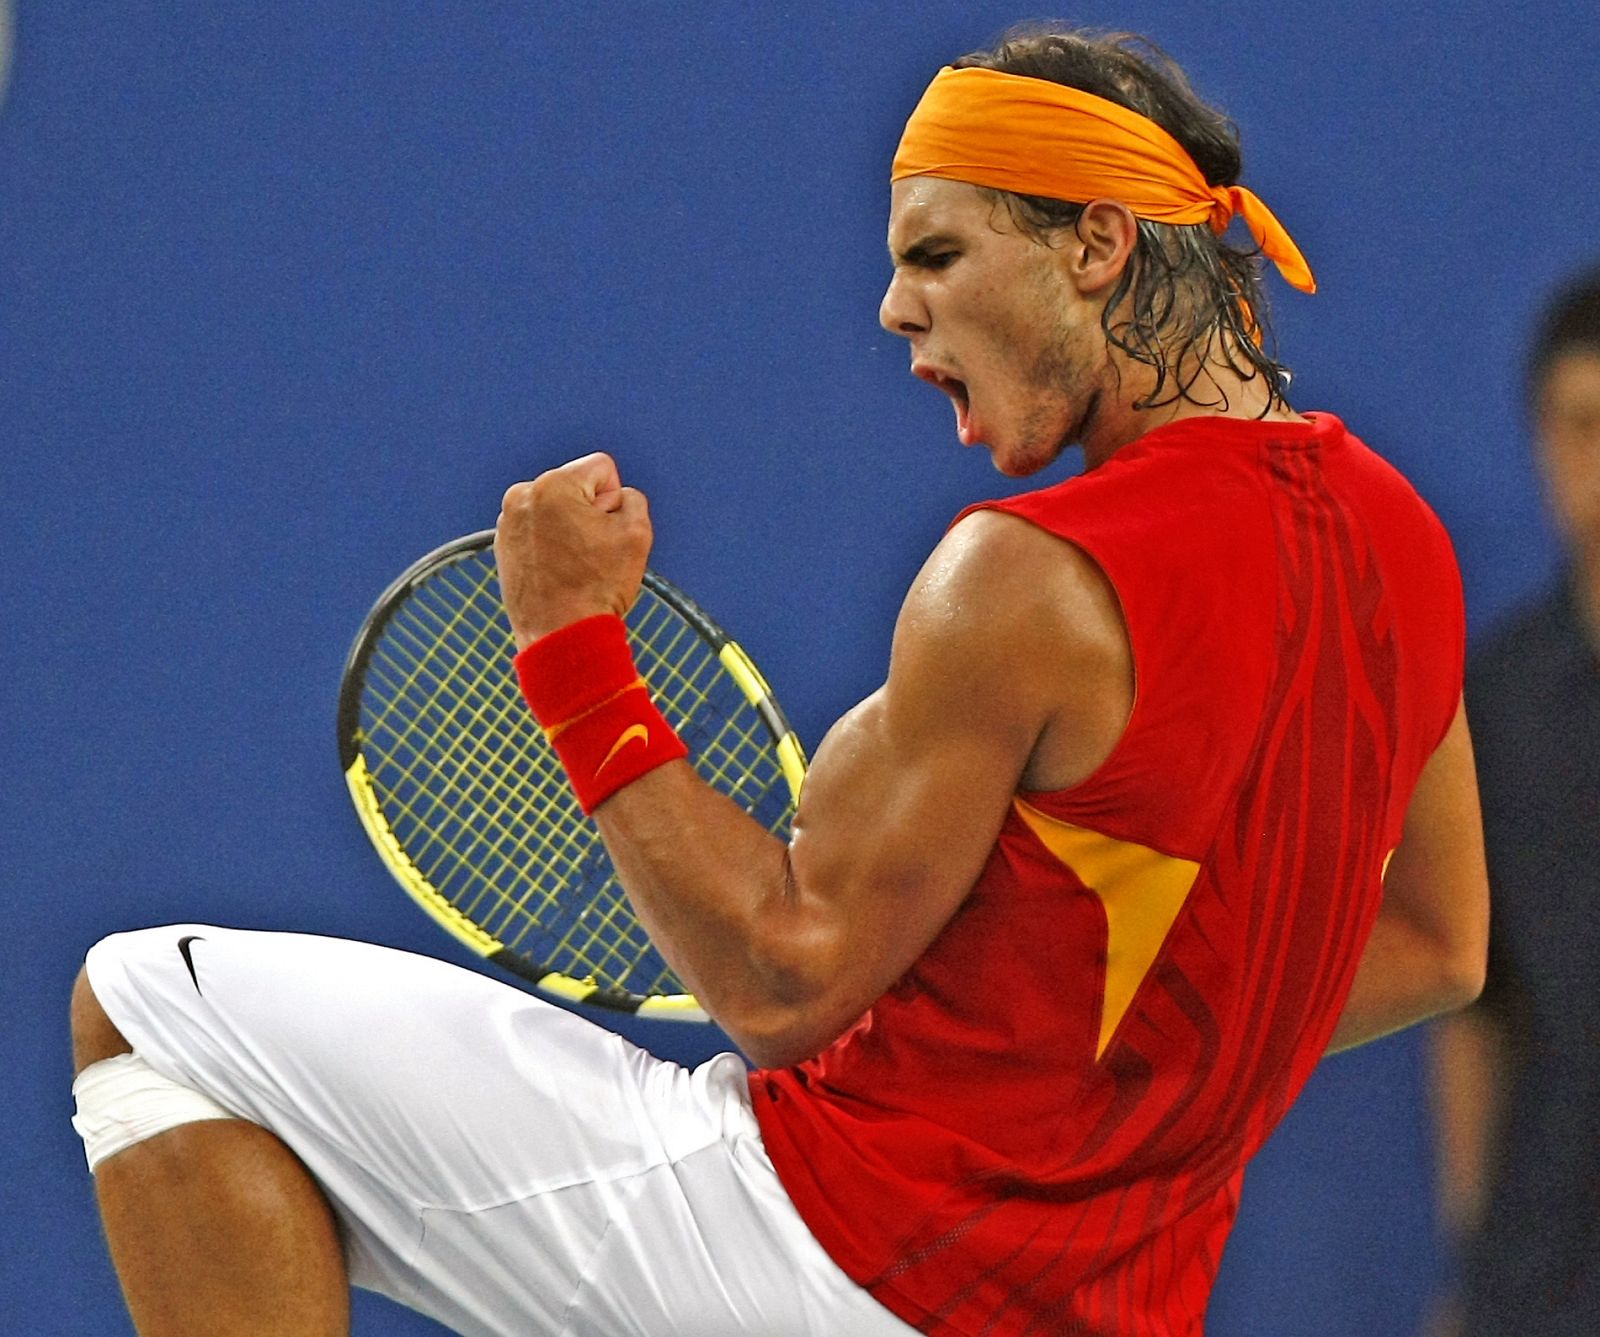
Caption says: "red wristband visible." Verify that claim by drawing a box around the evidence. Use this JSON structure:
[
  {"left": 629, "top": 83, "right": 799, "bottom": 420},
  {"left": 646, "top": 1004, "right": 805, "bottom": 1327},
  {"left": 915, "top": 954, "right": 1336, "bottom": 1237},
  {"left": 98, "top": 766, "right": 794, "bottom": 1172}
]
[{"left": 514, "top": 615, "right": 688, "bottom": 815}]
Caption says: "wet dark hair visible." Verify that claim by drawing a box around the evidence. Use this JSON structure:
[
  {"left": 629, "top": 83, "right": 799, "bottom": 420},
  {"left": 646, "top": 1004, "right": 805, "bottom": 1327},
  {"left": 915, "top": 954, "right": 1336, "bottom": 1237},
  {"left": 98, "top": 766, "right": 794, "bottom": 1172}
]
[
  {"left": 1527, "top": 265, "right": 1600, "bottom": 411},
  {"left": 952, "top": 24, "right": 1293, "bottom": 413}
]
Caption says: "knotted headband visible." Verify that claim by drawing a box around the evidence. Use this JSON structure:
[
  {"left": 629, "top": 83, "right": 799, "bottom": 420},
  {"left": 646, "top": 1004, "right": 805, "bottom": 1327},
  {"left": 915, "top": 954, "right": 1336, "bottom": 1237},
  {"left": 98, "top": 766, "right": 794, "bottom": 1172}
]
[{"left": 892, "top": 66, "right": 1316, "bottom": 294}]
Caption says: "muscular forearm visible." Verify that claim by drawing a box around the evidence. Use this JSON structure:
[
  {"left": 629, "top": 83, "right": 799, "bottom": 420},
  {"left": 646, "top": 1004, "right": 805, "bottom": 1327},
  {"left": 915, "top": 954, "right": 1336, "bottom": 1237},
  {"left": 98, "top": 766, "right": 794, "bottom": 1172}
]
[
  {"left": 592, "top": 762, "right": 848, "bottom": 1066},
  {"left": 1327, "top": 914, "right": 1484, "bottom": 1053}
]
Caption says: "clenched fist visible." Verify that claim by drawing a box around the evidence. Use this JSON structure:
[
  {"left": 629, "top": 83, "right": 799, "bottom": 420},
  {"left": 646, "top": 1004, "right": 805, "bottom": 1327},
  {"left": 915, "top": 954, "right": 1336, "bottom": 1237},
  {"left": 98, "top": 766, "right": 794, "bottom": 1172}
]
[{"left": 494, "top": 453, "right": 653, "bottom": 650}]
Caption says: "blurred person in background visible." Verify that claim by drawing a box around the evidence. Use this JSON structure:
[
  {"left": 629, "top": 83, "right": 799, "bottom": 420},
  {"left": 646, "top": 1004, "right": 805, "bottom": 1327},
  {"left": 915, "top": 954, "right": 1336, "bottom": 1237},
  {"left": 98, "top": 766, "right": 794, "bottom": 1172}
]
[{"left": 1430, "top": 266, "right": 1600, "bottom": 1335}]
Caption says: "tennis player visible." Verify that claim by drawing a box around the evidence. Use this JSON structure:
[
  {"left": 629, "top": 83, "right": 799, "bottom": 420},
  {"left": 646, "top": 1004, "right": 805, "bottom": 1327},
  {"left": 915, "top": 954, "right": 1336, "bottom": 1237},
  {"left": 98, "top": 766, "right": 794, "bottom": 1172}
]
[{"left": 71, "top": 25, "right": 1489, "bottom": 1336}]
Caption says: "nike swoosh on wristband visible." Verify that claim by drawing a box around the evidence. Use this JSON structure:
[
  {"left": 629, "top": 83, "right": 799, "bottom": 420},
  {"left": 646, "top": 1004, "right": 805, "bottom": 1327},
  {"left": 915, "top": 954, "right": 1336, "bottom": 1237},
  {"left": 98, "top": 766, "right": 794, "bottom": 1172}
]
[
  {"left": 594, "top": 723, "right": 650, "bottom": 777},
  {"left": 177, "top": 935, "right": 205, "bottom": 995}
]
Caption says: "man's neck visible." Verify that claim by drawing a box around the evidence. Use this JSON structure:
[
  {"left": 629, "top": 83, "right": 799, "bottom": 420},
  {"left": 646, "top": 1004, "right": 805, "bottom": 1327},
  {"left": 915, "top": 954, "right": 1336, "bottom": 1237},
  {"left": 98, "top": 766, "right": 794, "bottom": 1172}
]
[{"left": 1080, "top": 350, "right": 1304, "bottom": 470}]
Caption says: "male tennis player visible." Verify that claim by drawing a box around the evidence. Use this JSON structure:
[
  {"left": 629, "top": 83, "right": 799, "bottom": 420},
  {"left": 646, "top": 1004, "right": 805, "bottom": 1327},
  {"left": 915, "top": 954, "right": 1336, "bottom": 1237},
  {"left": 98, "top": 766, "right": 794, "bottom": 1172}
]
[{"left": 71, "top": 24, "right": 1488, "bottom": 1336}]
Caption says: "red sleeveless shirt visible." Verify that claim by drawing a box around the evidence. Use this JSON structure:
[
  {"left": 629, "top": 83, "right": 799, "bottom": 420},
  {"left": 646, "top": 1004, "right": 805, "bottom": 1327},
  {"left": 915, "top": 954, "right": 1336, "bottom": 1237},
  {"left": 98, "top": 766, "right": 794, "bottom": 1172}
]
[{"left": 750, "top": 413, "right": 1464, "bottom": 1335}]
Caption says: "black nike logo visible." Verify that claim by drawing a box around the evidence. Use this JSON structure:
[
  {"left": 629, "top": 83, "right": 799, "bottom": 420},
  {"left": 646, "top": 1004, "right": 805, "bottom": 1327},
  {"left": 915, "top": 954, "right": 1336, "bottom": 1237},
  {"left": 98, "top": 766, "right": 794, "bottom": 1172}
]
[{"left": 177, "top": 935, "right": 205, "bottom": 995}]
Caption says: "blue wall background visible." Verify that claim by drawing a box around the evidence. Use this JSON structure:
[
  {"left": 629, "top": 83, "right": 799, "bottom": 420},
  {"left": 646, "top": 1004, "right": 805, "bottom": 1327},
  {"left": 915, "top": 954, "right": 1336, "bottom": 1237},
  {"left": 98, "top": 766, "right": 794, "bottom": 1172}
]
[{"left": 4, "top": 3, "right": 1597, "bottom": 1333}]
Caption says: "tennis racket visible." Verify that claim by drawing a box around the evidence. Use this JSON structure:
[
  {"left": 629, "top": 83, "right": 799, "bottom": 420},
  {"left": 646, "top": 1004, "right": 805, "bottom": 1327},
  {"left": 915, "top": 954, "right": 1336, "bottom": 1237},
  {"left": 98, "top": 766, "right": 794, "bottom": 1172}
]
[{"left": 338, "top": 530, "right": 806, "bottom": 1021}]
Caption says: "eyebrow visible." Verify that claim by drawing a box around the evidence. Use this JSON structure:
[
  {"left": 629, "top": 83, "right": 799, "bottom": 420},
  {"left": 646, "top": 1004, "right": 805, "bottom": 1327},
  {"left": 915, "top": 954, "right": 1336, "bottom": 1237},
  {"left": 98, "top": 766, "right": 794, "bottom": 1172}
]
[{"left": 889, "top": 232, "right": 962, "bottom": 266}]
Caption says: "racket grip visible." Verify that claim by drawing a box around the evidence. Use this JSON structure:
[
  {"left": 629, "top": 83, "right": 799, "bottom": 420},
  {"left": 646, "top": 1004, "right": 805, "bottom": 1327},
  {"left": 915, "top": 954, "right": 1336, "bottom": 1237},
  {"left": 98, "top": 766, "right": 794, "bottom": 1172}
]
[{"left": 515, "top": 615, "right": 688, "bottom": 815}]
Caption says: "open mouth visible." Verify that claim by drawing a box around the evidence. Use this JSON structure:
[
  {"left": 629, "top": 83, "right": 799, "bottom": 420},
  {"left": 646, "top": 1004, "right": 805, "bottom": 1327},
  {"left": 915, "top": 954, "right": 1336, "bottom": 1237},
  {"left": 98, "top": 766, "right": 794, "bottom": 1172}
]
[{"left": 914, "top": 365, "right": 974, "bottom": 442}]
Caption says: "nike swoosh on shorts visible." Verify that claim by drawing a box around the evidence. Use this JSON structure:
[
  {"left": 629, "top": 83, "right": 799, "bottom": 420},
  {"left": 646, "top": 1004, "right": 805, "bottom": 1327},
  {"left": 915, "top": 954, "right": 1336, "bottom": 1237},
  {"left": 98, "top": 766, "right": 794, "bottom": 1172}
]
[{"left": 176, "top": 935, "right": 205, "bottom": 995}]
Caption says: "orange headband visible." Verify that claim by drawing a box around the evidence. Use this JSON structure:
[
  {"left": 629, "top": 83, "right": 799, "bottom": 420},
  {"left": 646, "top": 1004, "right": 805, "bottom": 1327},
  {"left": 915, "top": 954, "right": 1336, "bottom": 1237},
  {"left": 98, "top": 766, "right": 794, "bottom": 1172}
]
[{"left": 892, "top": 66, "right": 1316, "bottom": 294}]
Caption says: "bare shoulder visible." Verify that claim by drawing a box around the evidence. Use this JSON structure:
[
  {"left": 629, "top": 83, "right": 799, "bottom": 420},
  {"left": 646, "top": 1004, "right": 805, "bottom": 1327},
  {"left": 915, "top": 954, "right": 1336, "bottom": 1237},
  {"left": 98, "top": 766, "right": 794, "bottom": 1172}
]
[
  {"left": 908, "top": 507, "right": 1120, "bottom": 625},
  {"left": 896, "top": 508, "right": 1133, "bottom": 791}
]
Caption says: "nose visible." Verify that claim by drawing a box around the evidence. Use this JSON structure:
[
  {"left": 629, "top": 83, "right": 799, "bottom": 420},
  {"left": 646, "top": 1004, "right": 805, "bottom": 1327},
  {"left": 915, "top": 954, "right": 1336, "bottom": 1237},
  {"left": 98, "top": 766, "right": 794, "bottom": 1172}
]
[{"left": 879, "top": 268, "right": 928, "bottom": 338}]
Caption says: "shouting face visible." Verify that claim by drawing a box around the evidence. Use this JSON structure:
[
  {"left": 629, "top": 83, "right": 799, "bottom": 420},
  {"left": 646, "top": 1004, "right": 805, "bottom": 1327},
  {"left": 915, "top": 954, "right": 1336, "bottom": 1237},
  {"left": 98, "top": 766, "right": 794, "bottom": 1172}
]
[{"left": 880, "top": 177, "right": 1113, "bottom": 476}]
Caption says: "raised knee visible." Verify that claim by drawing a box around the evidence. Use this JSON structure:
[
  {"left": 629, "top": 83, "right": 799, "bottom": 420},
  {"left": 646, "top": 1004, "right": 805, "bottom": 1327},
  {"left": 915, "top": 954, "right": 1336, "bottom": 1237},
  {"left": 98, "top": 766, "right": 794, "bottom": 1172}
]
[{"left": 72, "top": 963, "right": 132, "bottom": 1074}]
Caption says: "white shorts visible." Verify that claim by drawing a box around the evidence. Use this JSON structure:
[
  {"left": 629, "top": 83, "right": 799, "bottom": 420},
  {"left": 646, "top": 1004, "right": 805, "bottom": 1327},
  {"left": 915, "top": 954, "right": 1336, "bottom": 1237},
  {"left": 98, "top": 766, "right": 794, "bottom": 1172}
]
[{"left": 85, "top": 925, "right": 913, "bottom": 1337}]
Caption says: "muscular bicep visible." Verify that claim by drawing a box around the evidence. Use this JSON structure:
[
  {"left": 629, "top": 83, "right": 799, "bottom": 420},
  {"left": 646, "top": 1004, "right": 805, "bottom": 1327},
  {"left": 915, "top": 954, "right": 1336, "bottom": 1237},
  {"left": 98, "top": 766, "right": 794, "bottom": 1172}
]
[
  {"left": 787, "top": 677, "right": 1030, "bottom": 1001},
  {"left": 768, "top": 512, "right": 1132, "bottom": 1056}
]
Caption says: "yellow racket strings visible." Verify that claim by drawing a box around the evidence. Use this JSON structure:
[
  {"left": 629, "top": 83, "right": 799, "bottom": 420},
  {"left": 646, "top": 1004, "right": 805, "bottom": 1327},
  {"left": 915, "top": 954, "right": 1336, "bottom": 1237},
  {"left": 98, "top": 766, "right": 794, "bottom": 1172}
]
[
  {"left": 368, "top": 632, "right": 652, "bottom": 989},
  {"left": 364, "top": 558, "right": 687, "bottom": 990},
  {"left": 373, "top": 581, "right": 589, "bottom": 929},
  {"left": 364, "top": 559, "right": 647, "bottom": 982},
  {"left": 364, "top": 560, "right": 585, "bottom": 905},
  {"left": 360, "top": 551, "right": 795, "bottom": 993}
]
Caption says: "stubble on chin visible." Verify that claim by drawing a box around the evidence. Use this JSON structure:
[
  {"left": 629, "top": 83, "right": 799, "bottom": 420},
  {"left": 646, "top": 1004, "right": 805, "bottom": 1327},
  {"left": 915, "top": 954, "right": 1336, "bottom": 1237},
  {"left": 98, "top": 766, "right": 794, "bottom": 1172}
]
[{"left": 1006, "top": 319, "right": 1101, "bottom": 474}]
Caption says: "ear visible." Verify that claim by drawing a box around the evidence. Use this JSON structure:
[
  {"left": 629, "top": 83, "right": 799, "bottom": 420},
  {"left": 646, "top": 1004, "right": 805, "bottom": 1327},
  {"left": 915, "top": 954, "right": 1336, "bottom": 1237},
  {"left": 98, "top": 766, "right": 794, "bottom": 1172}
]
[{"left": 1066, "top": 199, "right": 1138, "bottom": 296}]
